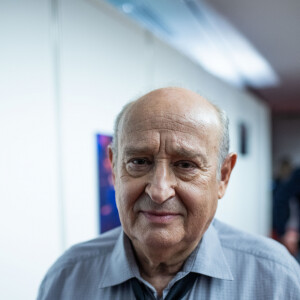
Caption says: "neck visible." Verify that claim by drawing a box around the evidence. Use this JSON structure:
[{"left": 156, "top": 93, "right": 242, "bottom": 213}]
[{"left": 131, "top": 240, "right": 198, "bottom": 297}]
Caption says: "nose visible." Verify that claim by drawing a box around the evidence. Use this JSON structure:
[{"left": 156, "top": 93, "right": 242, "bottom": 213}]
[{"left": 145, "top": 161, "right": 176, "bottom": 204}]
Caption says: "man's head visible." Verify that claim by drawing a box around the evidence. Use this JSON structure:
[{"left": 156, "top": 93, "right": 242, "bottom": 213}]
[
  {"left": 111, "top": 91, "right": 230, "bottom": 176},
  {"left": 109, "top": 87, "right": 237, "bottom": 256}
]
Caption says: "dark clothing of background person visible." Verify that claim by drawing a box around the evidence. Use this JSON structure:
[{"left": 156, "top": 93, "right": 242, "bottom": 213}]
[
  {"left": 273, "top": 168, "right": 300, "bottom": 259},
  {"left": 273, "top": 168, "right": 300, "bottom": 236}
]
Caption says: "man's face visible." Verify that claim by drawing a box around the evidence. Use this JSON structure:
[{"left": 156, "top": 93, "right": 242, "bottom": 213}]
[{"left": 110, "top": 89, "right": 232, "bottom": 252}]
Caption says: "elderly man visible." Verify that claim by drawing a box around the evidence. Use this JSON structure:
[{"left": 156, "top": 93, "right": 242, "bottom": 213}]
[{"left": 38, "top": 87, "right": 300, "bottom": 299}]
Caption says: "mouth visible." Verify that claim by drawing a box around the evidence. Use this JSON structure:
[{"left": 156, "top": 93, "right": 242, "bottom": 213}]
[{"left": 140, "top": 210, "right": 181, "bottom": 223}]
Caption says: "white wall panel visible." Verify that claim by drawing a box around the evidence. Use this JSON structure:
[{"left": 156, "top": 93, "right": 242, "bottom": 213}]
[
  {"left": 257, "top": 104, "right": 272, "bottom": 235},
  {"left": 217, "top": 92, "right": 270, "bottom": 234},
  {"left": 0, "top": 1, "right": 61, "bottom": 299}
]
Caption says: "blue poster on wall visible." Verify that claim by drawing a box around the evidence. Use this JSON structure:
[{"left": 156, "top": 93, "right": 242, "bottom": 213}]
[{"left": 96, "top": 134, "right": 120, "bottom": 233}]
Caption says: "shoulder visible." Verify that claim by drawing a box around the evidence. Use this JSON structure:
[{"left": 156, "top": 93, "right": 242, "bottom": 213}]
[
  {"left": 43, "top": 227, "right": 122, "bottom": 281},
  {"left": 209, "top": 220, "right": 300, "bottom": 298},
  {"left": 65, "top": 227, "right": 121, "bottom": 259},
  {"left": 37, "top": 227, "right": 123, "bottom": 299},
  {"left": 213, "top": 219, "right": 300, "bottom": 275}
]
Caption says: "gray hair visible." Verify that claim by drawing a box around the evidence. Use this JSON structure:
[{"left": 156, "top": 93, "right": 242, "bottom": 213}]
[
  {"left": 111, "top": 101, "right": 135, "bottom": 159},
  {"left": 210, "top": 103, "right": 230, "bottom": 171},
  {"left": 111, "top": 98, "right": 230, "bottom": 173}
]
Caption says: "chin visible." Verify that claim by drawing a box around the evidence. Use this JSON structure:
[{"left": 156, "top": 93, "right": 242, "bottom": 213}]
[{"left": 137, "top": 228, "right": 184, "bottom": 249}]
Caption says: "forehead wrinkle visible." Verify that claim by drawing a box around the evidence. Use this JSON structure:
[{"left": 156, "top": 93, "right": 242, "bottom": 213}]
[
  {"left": 121, "top": 129, "right": 208, "bottom": 162},
  {"left": 121, "top": 134, "right": 160, "bottom": 156},
  {"left": 123, "top": 145, "right": 156, "bottom": 157},
  {"left": 125, "top": 128, "right": 199, "bottom": 137},
  {"left": 124, "top": 114, "right": 202, "bottom": 135}
]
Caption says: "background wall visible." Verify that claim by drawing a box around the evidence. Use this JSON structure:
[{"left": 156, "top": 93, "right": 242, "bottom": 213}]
[
  {"left": 272, "top": 115, "right": 300, "bottom": 171},
  {"left": 0, "top": 0, "right": 271, "bottom": 299},
  {"left": 0, "top": 1, "right": 61, "bottom": 299}
]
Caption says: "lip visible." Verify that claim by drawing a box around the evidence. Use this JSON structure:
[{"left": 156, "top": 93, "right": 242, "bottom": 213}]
[{"left": 140, "top": 210, "right": 181, "bottom": 223}]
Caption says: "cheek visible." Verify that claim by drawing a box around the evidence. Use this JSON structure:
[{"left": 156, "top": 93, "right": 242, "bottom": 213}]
[
  {"left": 115, "top": 175, "right": 146, "bottom": 213},
  {"left": 178, "top": 179, "right": 219, "bottom": 219}
]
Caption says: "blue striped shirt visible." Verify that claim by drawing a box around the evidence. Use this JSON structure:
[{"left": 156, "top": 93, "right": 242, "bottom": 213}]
[{"left": 37, "top": 219, "right": 300, "bottom": 299}]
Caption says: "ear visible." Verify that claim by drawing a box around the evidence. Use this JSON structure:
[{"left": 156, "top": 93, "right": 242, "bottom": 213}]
[
  {"left": 218, "top": 152, "right": 237, "bottom": 199},
  {"left": 108, "top": 145, "right": 116, "bottom": 185}
]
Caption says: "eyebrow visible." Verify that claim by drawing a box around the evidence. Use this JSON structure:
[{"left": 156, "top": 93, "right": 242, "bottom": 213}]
[
  {"left": 172, "top": 148, "right": 208, "bottom": 164},
  {"left": 123, "top": 146, "right": 155, "bottom": 156}
]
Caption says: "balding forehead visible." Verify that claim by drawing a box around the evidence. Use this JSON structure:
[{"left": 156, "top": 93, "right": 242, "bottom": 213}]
[
  {"left": 118, "top": 88, "right": 218, "bottom": 129},
  {"left": 118, "top": 103, "right": 221, "bottom": 158},
  {"left": 122, "top": 93, "right": 221, "bottom": 133},
  {"left": 136, "top": 87, "right": 214, "bottom": 109},
  {"left": 140, "top": 87, "right": 207, "bottom": 101}
]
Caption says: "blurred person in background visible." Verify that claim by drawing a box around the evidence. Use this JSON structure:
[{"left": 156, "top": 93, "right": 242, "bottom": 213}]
[{"left": 273, "top": 158, "right": 300, "bottom": 262}]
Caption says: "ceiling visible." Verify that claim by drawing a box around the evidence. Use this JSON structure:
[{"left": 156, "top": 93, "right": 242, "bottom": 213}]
[
  {"left": 209, "top": 0, "right": 300, "bottom": 114},
  {"left": 104, "top": 0, "right": 300, "bottom": 114}
]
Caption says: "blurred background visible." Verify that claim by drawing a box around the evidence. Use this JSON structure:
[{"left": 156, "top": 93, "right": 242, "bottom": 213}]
[{"left": 1, "top": 0, "right": 300, "bottom": 299}]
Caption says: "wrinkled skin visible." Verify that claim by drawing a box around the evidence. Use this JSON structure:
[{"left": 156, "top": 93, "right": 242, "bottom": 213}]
[{"left": 109, "top": 87, "right": 237, "bottom": 294}]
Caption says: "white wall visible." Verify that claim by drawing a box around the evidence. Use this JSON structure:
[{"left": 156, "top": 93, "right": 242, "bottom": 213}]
[
  {"left": 0, "top": 1, "right": 61, "bottom": 299},
  {"left": 0, "top": 0, "right": 271, "bottom": 299}
]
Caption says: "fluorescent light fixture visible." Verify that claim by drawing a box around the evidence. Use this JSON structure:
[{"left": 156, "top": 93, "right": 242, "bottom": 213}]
[
  {"left": 121, "top": 3, "right": 134, "bottom": 14},
  {"left": 183, "top": 0, "right": 279, "bottom": 88},
  {"left": 104, "top": 0, "right": 279, "bottom": 88}
]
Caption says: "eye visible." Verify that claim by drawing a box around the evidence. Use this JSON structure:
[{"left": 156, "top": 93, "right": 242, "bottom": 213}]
[
  {"left": 174, "top": 161, "right": 197, "bottom": 169},
  {"left": 130, "top": 158, "right": 151, "bottom": 165},
  {"left": 126, "top": 158, "right": 152, "bottom": 174}
]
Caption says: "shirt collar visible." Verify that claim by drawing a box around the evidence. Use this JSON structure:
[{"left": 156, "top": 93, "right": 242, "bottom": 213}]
[
  {"left": 99, "top": 219, "right": 233, "bottom": 288},
  {"left": 188, "top": 220, "right": 234, "bottom": 281},
  {"left": 99, "top": 230, "right": 139, "bottom": 288}
]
